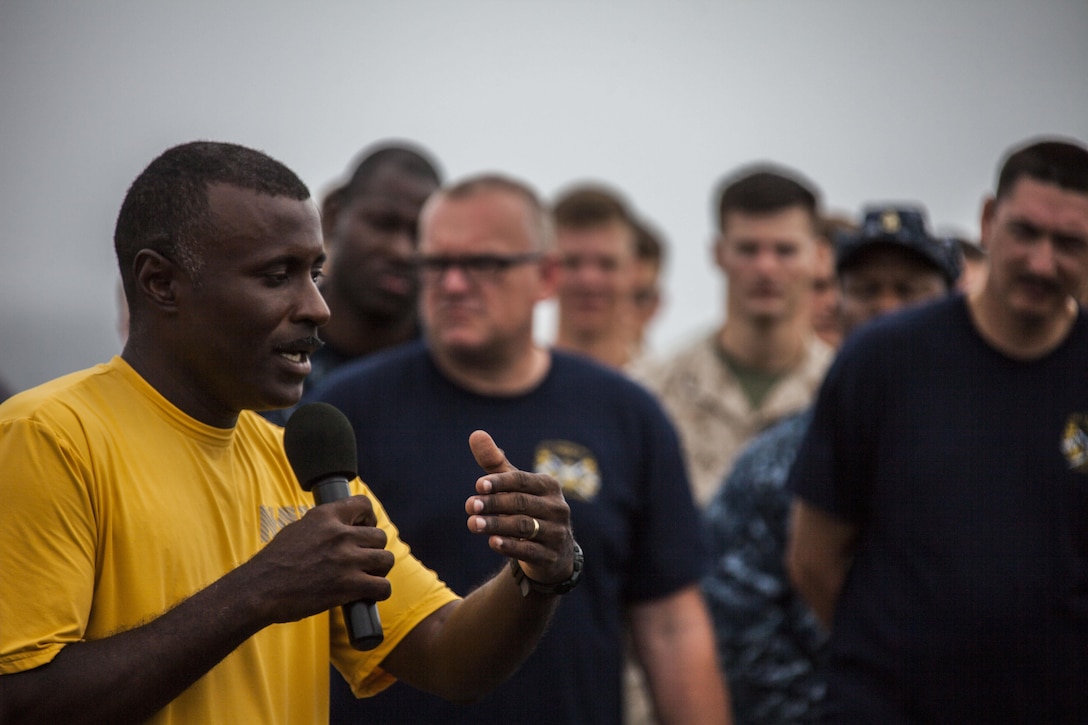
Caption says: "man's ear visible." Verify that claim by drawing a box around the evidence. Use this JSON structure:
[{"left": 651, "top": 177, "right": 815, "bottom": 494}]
[
  {"left": 712, "top": 233, "right": 728, "bottom": 271},
  {"left": 321, "top": 187, "right": 345, "bottom": 241},
  {"left": 536, "top": 251, "right": 561, "bottom": 302},
  {"left": 979, "top": 195, "right": 997, "bottom": 252},
  {"left": 132, "top": 249, "right": 181, "bottom": 313}
]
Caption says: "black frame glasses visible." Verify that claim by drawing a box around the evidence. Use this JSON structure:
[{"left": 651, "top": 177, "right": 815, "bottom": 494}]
[{"left": 416, "top": 252, "right": 542, "bottom": 283}]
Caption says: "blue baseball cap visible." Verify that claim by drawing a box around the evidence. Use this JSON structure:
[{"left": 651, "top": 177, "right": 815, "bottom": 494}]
[{"left": 835, "top": 205, "right": 962, "bottom": 286}]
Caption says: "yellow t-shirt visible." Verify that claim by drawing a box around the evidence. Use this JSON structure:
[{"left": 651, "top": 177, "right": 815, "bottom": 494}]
[{"left": 0, "top": 357, "right": 459, "bottom": 724}]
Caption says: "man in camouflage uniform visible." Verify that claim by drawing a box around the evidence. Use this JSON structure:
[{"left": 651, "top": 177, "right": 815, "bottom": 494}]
[{"left": 635, "top": 164, "right": 833, "bottom": 508}]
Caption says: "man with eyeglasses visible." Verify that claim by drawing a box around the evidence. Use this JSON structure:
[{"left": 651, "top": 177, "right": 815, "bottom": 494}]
[
  {"left": 787, "top": 137, "right": 1088, "bottom": 722},
  {"left": 310, "top": 174, "right": 732, "bottom": 724}
]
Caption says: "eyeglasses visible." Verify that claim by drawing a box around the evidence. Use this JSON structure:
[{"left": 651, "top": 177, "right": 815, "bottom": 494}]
[{"left": 416, "top": 252, "right": 542, "bottom": 284}]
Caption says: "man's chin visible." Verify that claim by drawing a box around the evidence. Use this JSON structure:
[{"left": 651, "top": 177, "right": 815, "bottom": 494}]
[{"left": 254, "top": 384, "right": 305, "bottom": 413}]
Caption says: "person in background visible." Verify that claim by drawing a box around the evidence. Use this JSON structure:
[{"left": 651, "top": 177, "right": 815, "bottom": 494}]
[
  {"left": 310, "top": 173, "right": 731, "bottom": 724},
  {"left": 0, "top": 141, "right": 578, "bottom": 724},
  {"left": 787, "top": 137, "right": 1088, "bottom": 722},
  {"left": 628, "top": 215, "right": 668, "bottom": 365},
  {"left": 703, "top": 204, "right": 960, "bottom": 723},
  {"left": 954, "top": 233, "right": 989, "bottom": 294},
  {"left": 634, "top": 164, "right": 834, "bottom": 508},
  {"left": 265, "top": 141, "right": 441, "bottom": 428},
  {"left": 552, "top": 183, "right": 642, "bottom": 369},
  {"left": 809, "top": 214, "right": 857, "bottom": 349}
]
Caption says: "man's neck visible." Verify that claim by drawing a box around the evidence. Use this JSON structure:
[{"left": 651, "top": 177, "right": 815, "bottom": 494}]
[
  {"left": 967, "top": 288, "right": 1078, "bottom": 360},
  {"left": 717, "top": 313, "right": 810, "bottom": 373},
  {"left": 430, "top": 342, "right": 552, "bottom": 397}
]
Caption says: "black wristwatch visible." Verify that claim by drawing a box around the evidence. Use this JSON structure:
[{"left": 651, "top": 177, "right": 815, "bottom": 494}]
[{"left": 509, "top": 541, "right": 584, "bottom": 597}]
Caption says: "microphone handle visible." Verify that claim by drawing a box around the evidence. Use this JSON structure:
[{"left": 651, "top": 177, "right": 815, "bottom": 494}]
[{"left": 311, "top": 476, "right": 385, "bottom": 651}]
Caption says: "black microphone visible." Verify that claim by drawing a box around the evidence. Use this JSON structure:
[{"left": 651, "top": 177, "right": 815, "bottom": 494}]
[{"left": 283, "top": 402, "right": 384, "bottom": 651}]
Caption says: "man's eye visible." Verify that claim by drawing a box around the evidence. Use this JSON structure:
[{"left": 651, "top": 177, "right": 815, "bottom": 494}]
[
  {"left": 1008, "top": 222, "right": 1038, "bottom": 241},
  {"left": 468, "top": 258, "right": 503, "bottom": 274},
  {"left": 1054, "top": 234, "right": 1088, "bottom": 254},
  {"left": 367, "top": 214, "right": 404, "bottom": 233},
  {"left": 312, "top": 269, "right": 326, "bottom": 283}
]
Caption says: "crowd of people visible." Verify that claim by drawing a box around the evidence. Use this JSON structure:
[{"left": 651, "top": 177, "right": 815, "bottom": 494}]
[{"left": 1, "top": 133, "right": 1086, "bottom": 725}]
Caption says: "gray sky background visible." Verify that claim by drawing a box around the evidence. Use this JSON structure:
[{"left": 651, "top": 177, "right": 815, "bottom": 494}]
[{"left": 2, "top": 0, "right": 1086, "bottom": 393}]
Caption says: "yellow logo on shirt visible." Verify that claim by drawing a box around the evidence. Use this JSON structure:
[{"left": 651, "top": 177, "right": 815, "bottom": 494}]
[
  {"left": 259, "top": 505, "right": 309, "bottom": 543},
  {"left": 1061, "top": 413, "right": 1088, "bottom": 474},
  {"left": 534, "top": 440, "right": 601, "bottom": 502}
]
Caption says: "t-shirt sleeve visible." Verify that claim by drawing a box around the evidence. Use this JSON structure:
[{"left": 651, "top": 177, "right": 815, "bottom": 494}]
[
  {"left": 329, "top": 480, "right": 461, "bottom": 698},
  {"left": 788, "top": 337, "right": 882, "bottom": 525},
  {"left": 0, "top": 417, "right": 97, "bottom": 674}
]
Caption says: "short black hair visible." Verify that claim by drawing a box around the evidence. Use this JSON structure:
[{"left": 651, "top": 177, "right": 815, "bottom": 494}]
[
  {"left": 340, "top": 142, "right": 442, "bottom": 202},
  {"left": 996, "top": 137, "right": 1088, "bottom": 200},
  {"left": 114, "top": 141, "right": 310, "bottom": 303},
  {"left": 714, "top": 163, "right": 821, "bottom": 232}
]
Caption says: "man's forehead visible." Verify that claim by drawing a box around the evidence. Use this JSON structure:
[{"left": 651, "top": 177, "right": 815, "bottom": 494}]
[
  {"left": 206, "top": 183, "right": 320, "bottom": 242},
  {"left": 354, "top": 165, "right": 438, "bottom": 201},
  {"left": 720, "top": 206, "right": 816, "bottom": 239},
  {"left": 557, "top": 220, "right": 635, "bottom": 251},
  {"left": 999, "top": 177, "right": 1088, "bottom": 231}
]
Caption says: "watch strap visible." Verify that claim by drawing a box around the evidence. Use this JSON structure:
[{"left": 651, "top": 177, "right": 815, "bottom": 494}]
[{"left": 509, "top": 541, "right": 584, "bottom": 597}]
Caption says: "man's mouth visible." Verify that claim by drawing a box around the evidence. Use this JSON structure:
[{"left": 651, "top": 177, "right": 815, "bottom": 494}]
[{"left": 273, "top": 335, "right": 325, "bottom": 365}]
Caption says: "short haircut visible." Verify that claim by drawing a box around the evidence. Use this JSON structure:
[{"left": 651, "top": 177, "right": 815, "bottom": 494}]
[
  {"left": 713, "top": 163, "right": 821, "bottom": 232},
  {"left": 114, "top": 141, "right": 310, "bottom": 303},
  {"left": 632, "top": 216, "right": 666, "bottom": 269},
  {"left": 817, "top": 213, "right": 858, "bottom": 249},
  {"left": 437, "top": 174, "right": 554, "bottom": 251},
  {"left": 340, "top": 141, "right": 443, "bottom": 202},
  {"left": 553, "top": 185, "right": 633, "bottom": 232},
  {"left": 995, "top": 137, "right": 1088, "bottom": 200}
]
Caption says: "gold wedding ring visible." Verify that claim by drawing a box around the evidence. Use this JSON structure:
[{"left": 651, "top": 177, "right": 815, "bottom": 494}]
[{"left": 527, "top": 517, "right": 541, "bottom": 541}]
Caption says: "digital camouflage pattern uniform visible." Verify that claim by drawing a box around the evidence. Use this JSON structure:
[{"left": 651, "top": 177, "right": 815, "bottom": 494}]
[{"left": 702, "top": 409, "right": 828, "bottom": 724}]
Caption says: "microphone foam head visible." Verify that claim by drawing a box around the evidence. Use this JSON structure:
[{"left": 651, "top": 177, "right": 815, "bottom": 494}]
[{"left": 283, "top": 402, "right": 358, "bottom": 490}]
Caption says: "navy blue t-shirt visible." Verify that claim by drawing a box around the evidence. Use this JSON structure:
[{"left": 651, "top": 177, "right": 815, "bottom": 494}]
[
  {"left": 790, "top": 296, "right": 1088, "bottom": 723},
  {"left": 308, "top": 341, "right": 706, "bottom": 724}
]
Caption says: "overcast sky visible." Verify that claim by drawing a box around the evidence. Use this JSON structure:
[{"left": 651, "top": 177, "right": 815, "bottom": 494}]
[{"left": 2, "top": 0, "right": 1086, "bottom": 393}]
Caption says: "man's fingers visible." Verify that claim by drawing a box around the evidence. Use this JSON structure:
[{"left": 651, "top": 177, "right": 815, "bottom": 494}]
[
  {"left": 469, "top": 429, "right": 517, "bottom": 475},
  {"left": 331, "top": 493, "right": 378, "bottom": 527}
]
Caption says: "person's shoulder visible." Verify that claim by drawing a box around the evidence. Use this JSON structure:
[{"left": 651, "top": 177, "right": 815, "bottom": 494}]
[
  {"left": 714, "top": 409, "right": 812, "bottom": 498},
  {"left": 753, "top": 408, "right": 814, "bottom": 450},
  {"left": 237, "top": 408, "right": 289, "bottom": 449},
  {"left": 0, "top": 361, "right": 117, "bottom": 427},
  {"left": 310, "top": 340, "right": 428, "bottom": 399},
  {"left": 839, "top": 294, "right": 964, "bottom": 363},
  {"left": 803, "top": 333, "right": 835, "bottom": 371},
  {"left": 628, "top": 328, "right": 716, "bottom": 385},
  {"left": 553, "top": 349, "right": 634, "bottom": 382},
  {"left": 552, "top": 350, "right": 664, "bottom": 402}
]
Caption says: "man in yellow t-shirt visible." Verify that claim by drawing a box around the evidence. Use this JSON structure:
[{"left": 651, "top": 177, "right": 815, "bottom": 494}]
[{"left": 0, "top": 141, "right": 581, "bottom": 724}]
